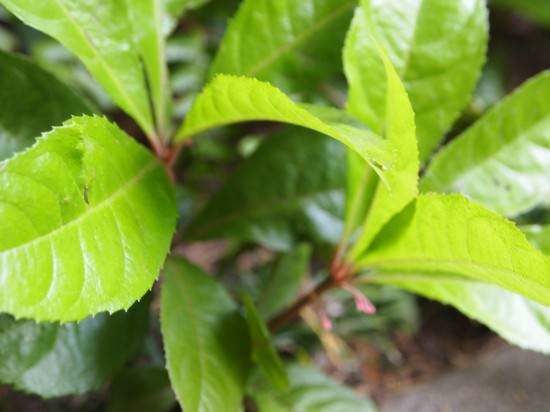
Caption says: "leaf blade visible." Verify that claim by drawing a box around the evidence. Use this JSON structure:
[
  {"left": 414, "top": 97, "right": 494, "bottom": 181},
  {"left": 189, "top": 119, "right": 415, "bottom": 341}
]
[{"left": 0, "top": 115, "right": 176, "bottom": 321}]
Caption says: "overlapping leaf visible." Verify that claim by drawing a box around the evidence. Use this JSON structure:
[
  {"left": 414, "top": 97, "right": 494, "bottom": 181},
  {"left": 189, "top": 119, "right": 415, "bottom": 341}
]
[
  {"left": 0, "top": 298, "right": 149, "bottom": 397},
  {"left": 161, "top": 258, "right": 250, "bottom": 412},
  {"left": 177, "top": 74, "right": 393, "bottom": 174},
  {"left": 0, "top": 50, "right": 91, "bottom": 161},
  {"left": 344, "top": 7, "right": 418, "bottom": 258},
  {"left": 0, "top": 115, "right": 176, "bottom": 321},
  {"left": 360, "top": 194, "right": 550, "bottom": 307},
  {"left": 0, "top": 0, "right": 168, "bottom": 136},
  {"left": 344, "top": 0, "right": 488, "bottom": 161},
  {"left": 422, "top": 71, "right": 550, "bottom": 217},
  {"left": 186, "top": 129, "right": 346, "bottom": 250},
  {"left": 210, "top": 0, "right": 355, "bottom": 94}
]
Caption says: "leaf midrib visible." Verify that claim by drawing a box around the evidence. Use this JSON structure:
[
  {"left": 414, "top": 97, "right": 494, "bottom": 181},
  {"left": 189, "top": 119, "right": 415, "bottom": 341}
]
[
  {"left": 0, "top": 159, "right": 159, "bottom": 256},
  {"left": 246, "top": 0, "right": 356, "bottom": 77}
]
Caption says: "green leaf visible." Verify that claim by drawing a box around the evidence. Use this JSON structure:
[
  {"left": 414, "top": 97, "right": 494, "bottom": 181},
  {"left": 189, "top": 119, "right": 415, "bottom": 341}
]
[
  {"left": 0, "top": 115, "right": 176, "bottom": 321},
  {"left": 360, "top": 194, "right": 550, "bottom": 307},
  {"left": 258, "top": 244, "right": 312, "bottom": 319},
  {"left": 0, "top": 298, "right": 149, "bottom": 397},
  {"left": 242, "top": 294, "right": 288, "bottom": 391},
  {"left": 370, "top": 275, "right": 550, "bottom": 354},
  {"left": 161, "top": 257, "right": 250, "bottom": 412},
  {"left": 344, "top": 9, "right": 418, "bottom": 258},
  {"left": 176, "top": 74, "right": 394, "bottom": 174},
  {"left": 493, "top": 0, "right": 550, "bottom": 26},
  {"left": 0, "top": 50, "right": 92, "bottom": 161},
  {"left": 186, "top": 129, "right": 346, "bottom": 250},
  {"left": 344, "top": 0, "right": 488, "bottom": 161},
  {"left": 163, "top": 0, "right": 211, "bottom": 34},
  {"left": 0, "top": 0, "right": 155, "bottom": 135},
  {"left": 250, "top": 364, "right": 378, "bottom": 412},
  {"left": 108, "top": 366, "right": 176, "bottom": 412},
  {"left": 421, "top": 71, "right": 550, "bottom": 217},
  {"left": 128, "top": 0, "right": 171, "bottom": 136},
  {"left": 210, "top": 0, "right": 355, "bottom": 94},
  {"left": 522, "top": 224, "right": 550, "bottom": 254}
]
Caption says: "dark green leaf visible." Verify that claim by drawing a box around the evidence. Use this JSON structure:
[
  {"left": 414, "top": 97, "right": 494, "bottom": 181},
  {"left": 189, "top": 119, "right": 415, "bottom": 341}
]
[
  {"left": 108, "top": 366, "right": 176, "bottom": 412},
  {"left": 0, "top": 50, "right": 91, "bottom": 161},
  {"left": 242, "top": 294, "right": 288, "bottom": 391},
  {"left": 161, "top": 257, "right": 250, "bottom": 412},
  {"left": 186, "top": 129, "right": 346, "bottom": 250},
  {"left": 0, "top": 298, "right": 149, "bottom": 397},
  {"left": 258, "top": 245, "right": 312, "bottom": 319}
]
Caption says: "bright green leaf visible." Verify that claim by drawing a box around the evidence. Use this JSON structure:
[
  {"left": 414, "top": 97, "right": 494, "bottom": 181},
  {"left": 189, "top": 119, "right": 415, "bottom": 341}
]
[
  {"left": 161, "top": 257, "right": 250, "bottom": 412},
  {"left": 422, "top": 71, "right": 550, "bottom": 217},
  {"left": 108, "top": 366, "right": 176, "bottom": 412},
  {"left": 0, "top": 0, "right": 155, "bottom": 135},
  {"left": 176, "top": 74, "right": 394, "bottom": 174},
  {"left": 250, "top": 364, "right": 378, "bottom": 412},
  {"left": 242, "top": 294, "right": 288, "bottom": 391},
  {"left": 359, "top": 194, "right": 550, "bottom": 307},
  {"left": 185, "top": 129, "right": 346, "bottom": 250},
  {"left": 371, "top": 275, "right": 550, "bottom": 354},
  {"left": 0, "top": 115, "right": 176, "bottom": 321},
  {"left": 344, "top": 0, "right": 488, "bottom": 161},
  {"left": 258, "top": 244, "right": 312, "bottom": 319},
  {"left": 344, "top": 10, "right": 418, "bottom": 258},
  {"left": 522, "top": 224, "right": 550, "bottom": 254},
  {"left": 210, "top": 0, "right": 355, "bottom": 94},
  {"left": 0, "top": 298, "right": 149, "bottom": 397},
  {"left": 0, "top": 50, "right": 92, "bottom": 161}
]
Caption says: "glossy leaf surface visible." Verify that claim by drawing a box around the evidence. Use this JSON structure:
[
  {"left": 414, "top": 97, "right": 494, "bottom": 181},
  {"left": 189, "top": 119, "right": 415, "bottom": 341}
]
[
  {"left": 371, "top": 275, "right": 550, "bottom": 354},
  {"left": 422, "top": 71, "right": 550, "bottom": 217},
  {"left": 344, "top": 10, "right": 418, "bottom": 258},
  {"left": 186, "top": 130, "right": 346, "bottom": 250},
  {"left": 0, "top": 299, "right": 149, "bottom": 397},
  {"left": 176, "top": 75, "right": 394, "bottom": 173},
  {"left": 211, "top": 0, "right": 355, "bottom": 93},
  {"left": 361, "top": 194, "right": 550, "bottom": 307},
  {"left": 242, "top": 294, "right": 288, "bottom": 391},
  {"left": 1, "top": 0, "right": 155, "bottom": 134},
  {"left": 161, "top": 258, "right": 250, "bottom": 412},
  {"left": 250, "top": 364, "right": 378, "bottom": 412},
  {"left": 344, "top": 0, "right": 488, "bottom": 161},
  {"left": 0, "top": 50, "right": 91, "bottom": 161},
  {"left": 0, "top": 116, "right": 176, "bottom": 321}
]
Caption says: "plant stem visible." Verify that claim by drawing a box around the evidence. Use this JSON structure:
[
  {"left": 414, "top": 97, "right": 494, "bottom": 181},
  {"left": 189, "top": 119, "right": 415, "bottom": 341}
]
[{"left": 268, "top": 275, "right": 337, "bottom": 332}]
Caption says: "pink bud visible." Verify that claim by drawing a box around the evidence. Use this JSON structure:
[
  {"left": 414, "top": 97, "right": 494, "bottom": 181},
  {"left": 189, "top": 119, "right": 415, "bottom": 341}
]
[{"left": 343, "top": 284, "right": 376, "bottom": 315}]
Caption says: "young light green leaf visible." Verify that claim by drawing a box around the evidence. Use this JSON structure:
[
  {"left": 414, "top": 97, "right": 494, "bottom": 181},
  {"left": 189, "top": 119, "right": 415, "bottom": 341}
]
[
  {"left": 344, "top": 10, "right": 418, "bottom": 259},
  {"left": 108, "top": 366, "right": 176, "bottom": 412},
  {"left": 359, "top": 194, "right": 550, "bottom": 307},
  {"left": 250, "top": 364, "right": 378, "bottom": 412},
  {"left": 242, "top": 294, "right": 289, "bottom": 391},
  {"left": 128, "top": 0, "right": 171, "bottom": 137},
  {"left": 258, "top": 244, "right": 312, "bottom": 319},
  {"left": 370, "top": 275, "right": 550, "bottom": 354},
  {"left": 210, "top": 0, "right": 355, "bottom": 94},
  {"left": 0, "top": 50, "right": 92, "bottom": 161},
  {"left": 161, "top": 257, "right": 250, "bottom": 412},
  {"left": 422, "top": 71, "right": 550, "bottom": 217},
  {"left": 522, "top": 224, "right": 550, "bottom": 254},
  {"left": 0, "top": 0, "right": 155, "bottom": 135},
  {"left": 344, "top": 0, "right": 488, "bottom": 161},
  {"left": 0, "top": 298, "right": 149, "bottom": 397},
  {"left": 185, "top": 129, "right": 346, "bottom": 250},
  {"left": 0, "top": 115, "right": 176, "bottom": 321},
  {"left": 176, "top": 74, "right": 394, "bottom": 174}
]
